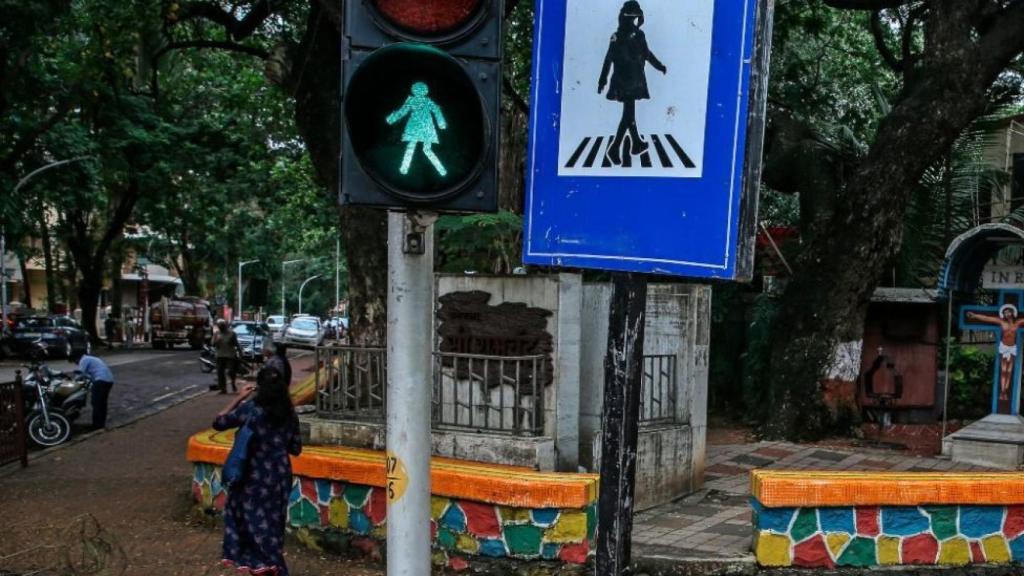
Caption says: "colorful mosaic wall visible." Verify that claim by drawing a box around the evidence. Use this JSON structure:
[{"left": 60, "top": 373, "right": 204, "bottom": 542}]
[
  {"left": 752, "top": 470, "right": 1024, "bottom": 568},
  {"left": 753, "top": 501, "right": 1024, "bottom": 568},
  {"left": 193, "top": 462, "right": 596, "bottom": 565}
]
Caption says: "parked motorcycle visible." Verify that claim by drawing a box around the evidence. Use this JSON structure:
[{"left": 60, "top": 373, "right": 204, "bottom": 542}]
[
  {"left": 21, "top": 354, "right": 92, "bottom": 447},
  {"left": 199, "top": 344, "right": 216, "bottom": 373},
  {"left": 199, "top": 344, "right": 256, "bottom": 378}
]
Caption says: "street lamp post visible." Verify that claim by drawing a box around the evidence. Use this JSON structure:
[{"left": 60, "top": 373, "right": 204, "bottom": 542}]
[
  {"left": 298, "top": 274, "right": 322, "bottom": 316},
  {"left": 281, "top": 259, "right": 305, "bottom": 318},
  {"left": 237, "top": 259, "right": 259, "bottom": 320},
  {"left": 5, "top": 156, "right": 94, "bottom": 335}
]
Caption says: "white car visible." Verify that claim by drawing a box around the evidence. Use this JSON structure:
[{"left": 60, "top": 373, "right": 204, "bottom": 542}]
[
  {"left": 283, "top": 316, "right": 324, "bottom": 348},
  {"left": 266, "top": 315, "right": 286, "bottom": 338}
]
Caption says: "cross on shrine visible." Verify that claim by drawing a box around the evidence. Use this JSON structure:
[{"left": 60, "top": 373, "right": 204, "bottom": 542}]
[{"left": 960, "top": 289, "right": 1024, "bottom": 415}]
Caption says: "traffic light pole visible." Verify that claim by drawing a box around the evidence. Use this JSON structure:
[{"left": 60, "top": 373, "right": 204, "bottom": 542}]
[{"left": 386, "top": 210, "right": 436, "bottom": 576}]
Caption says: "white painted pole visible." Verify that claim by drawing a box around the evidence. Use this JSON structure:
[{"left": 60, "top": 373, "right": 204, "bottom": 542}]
[
  {"left": 298, "top": 274, "right": 322, "bottom": 316},
  {"left": 335, "top": 235, "right": 341, "bottom": 318},
  {"left": 1, "top": 226, "right": 7, "bottom": 334},
  {"left": 281, "top": 259, "right": 304, "bottom": 318},
  {"left": 386, "top": 211, "right": 435, "bottom": 576}
]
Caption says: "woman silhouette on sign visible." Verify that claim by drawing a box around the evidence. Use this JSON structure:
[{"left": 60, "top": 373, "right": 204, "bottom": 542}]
[
  {"left": 598, "top": 1, "right": 667, "bottom": 166},
  {"left": 386, "top": 81, "right": 448, "bottom": 177}
]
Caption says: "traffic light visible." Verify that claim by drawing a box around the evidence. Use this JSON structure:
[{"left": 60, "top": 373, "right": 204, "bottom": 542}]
[{"left": 341, "top": 0, "right": 502, "bottom": 213}]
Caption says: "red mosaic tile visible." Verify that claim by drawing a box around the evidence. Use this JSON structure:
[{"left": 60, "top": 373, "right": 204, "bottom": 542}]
[
  {"left": 902, "top": 533, "right": 938, "bottom": 564},
  {"left": 1005, "top": 507, "right": 1024, "bottom": 539},
  {"left": 794, "top": 534, "right": 834, "bottom": 568},
  {"left": 856, "top": 507, "right": 880, "bottom": 536},
  {"left": 462, "top": 500, "right": 502, "bottom": 538},
  {"left": 971, "top": 540, "right": 985, "bottom": 563}
]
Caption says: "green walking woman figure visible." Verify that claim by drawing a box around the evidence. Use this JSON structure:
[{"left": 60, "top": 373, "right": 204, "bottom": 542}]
[{"left": 386, "top": 81, "right": 448, "bottom": 177}]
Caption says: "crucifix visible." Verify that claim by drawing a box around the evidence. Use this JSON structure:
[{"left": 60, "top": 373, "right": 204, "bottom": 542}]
[{"left": 960, "top": 290, "right": 1024, "bottom": 415}]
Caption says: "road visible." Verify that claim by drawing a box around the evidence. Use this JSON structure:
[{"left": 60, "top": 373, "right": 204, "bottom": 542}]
[{"left": 2, "top": 348, "right": 231, "bottom": 433}]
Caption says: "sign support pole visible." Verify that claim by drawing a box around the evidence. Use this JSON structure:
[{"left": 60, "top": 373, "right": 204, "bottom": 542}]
[
  {"left": 596, "top": 272, "right": 648, "bottom": 575},
  {"left": 386, "top": 210, "right": 435, "bottom": 576}
]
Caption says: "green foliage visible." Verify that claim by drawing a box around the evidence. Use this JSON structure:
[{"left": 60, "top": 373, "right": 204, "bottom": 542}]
[
  {"left": 940, "top": 339, "right": 994, "bottom": 420},
  {"left": 894, "top": 123, "right": 1008, "bottom": 287},
  {"left": 436, "top": 211, "right": 523, "bottom": 274},
  {"left": 740, "top": 295, "right": 781, "bottom": 424}
]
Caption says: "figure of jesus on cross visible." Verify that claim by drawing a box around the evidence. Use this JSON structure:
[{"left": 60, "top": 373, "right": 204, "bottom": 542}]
[{"left": 964, "top": 302, "right": 1024, "bottom": 414}]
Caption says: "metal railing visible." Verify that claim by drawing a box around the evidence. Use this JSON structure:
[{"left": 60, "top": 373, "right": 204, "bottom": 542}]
[
  {"left": 432, "top": 352, "right": 546, "bottom": 436},
  {"left": 315, "top": 345, "right": 387, "bottom": 421},
  {"left": 640, "top": 354, "right": 678, "bottom": 424},
  {"left": 0, "top": 370, "right": 28, "bottom": 468}
]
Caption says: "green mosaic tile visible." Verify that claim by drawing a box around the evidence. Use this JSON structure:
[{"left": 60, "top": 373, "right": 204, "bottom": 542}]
[
  {"left": 791, "top": 508, "right": 819, "bottom": 542},
  {"left": 505, "top": 524, "right": 544, "bottom": 557},
  {"left": 837, "top": 537, "right": 877, "bottom": 567},
  {"left": 924, "top": 506, "right": 958, "bottom": 541}
]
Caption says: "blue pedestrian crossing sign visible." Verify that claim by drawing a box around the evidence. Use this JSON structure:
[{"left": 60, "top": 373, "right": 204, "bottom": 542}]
[{"left": 523, "top": 0, "right": 773, "bottom": 280}]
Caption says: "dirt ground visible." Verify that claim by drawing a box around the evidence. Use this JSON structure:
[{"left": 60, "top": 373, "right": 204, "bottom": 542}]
[{"left": 0, "top": 389, "right": 383, "bottom": 576}]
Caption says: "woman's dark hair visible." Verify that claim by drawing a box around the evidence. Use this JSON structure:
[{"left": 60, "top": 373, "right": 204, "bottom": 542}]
[{"left": 254, "top": 367, "right": 295, "bottom": 428}]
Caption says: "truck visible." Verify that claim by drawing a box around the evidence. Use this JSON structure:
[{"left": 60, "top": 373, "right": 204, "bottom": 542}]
[{"left": 149, "top": 296, "right": 212, "bottom": 350}]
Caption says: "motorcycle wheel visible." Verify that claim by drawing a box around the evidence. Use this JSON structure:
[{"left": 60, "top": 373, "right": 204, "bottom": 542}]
[
  {"left": 64, "top": 341, "right": 73, "bottom": 358},
  {"left": 28, "top": 412, "right": 72, "bottom": 447},
  {"left": 85, "top": 339, "right": 92, "bottom": 355}
]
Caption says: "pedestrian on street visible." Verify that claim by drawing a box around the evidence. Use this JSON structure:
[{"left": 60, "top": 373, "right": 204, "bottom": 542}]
[
  {"left": 212, "top": 319, "right": 239, "bottom": 394},
  {"left": 69, "top": 351, "right": 114, "bottom": 430},
  {"left": 213, "top": 366, "right": 301, "bottom": 575},
  {"left": 264, "top": 343, "right": 292, "bottom": 386}
]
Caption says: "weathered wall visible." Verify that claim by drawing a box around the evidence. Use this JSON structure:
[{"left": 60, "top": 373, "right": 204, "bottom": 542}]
[
  {"left": 580, "top": 283, "right": 711, "bottom": 509},
  {"left": 434, "top": 274, "right": 582, "bottom": 471}
]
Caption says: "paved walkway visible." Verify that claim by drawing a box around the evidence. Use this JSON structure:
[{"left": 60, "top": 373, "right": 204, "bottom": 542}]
[{"left": 632, "top": 441, "right": 992, "bottom": 562}]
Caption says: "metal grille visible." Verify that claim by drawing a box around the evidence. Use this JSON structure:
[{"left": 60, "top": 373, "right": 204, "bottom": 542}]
[
  {"left": 432, "top": 352, "right": 546, "bottom": 436},
  {"left": 315, "top": 346, "right": 387, "bottom": 421},
  {"left": 640, "top": 354, "right": 678, "bottom": 424},
  {"left": 0, "top": 371, "right": 27, "bottom": 468}
]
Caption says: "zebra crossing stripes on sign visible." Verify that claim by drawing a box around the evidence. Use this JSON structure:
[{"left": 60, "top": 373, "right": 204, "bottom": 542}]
[
  {"left": 564, "top": 134, "right": 695, "bottom": 170},
  {"left": 524, "top": 0, "right": 772, "bottom": 280}
]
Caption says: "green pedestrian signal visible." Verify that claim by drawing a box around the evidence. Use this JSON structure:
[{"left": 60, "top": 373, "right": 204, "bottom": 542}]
[
  {"left": 386, "top": 82, "right": 449, "bottom": 177},
  {"left": 340, "top": 0, "right": 501, "bottom": 213},
  {"left": 344, "top": 43, "right": 489, "bottom": 205}
]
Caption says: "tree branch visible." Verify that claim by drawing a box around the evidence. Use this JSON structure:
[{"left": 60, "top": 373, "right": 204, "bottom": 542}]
[
  {"left": 155, "top": 40, "right": 270, "bottom": 61},
  {"left": 178, "top": 0, "right": 277, "bottom": 41},
  {"left": 870, "top": 11, "right": 904, "bottom": 72},
  {"left": 503, "top": 74, "right": 528, "bottom": 114},
  {"left": 823, "top": 0, "right": 916, "bottom": 10}
]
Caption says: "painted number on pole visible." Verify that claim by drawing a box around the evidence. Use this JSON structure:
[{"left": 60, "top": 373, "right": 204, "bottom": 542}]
[{"left": 386, "top": 451, "right": 408, "bottom": 504}]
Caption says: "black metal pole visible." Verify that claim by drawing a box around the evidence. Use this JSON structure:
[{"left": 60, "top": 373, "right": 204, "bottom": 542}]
[
  {"left": 596, "top": 272, "right": 647, "bottom": 575},
  {"left": 15, "top": 369, "right": 26, "bottom": 468}
]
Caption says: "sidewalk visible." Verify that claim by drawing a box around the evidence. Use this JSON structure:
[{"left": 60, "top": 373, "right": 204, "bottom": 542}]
[
  {"left": 632, "top": 440, "right": 993, "bottom": 563},
  {"left": 0, "top": 359, "right": 379, "bottom": 576}
]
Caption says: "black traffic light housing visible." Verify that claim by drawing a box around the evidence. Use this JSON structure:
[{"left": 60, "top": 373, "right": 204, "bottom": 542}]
[{"left": 340, "top": 0, "right": 503, "bottom": 213}]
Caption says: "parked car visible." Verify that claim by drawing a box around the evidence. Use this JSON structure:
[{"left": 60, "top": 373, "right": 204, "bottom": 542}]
[
  {"left": 12, "top": 315, "right": 91, "bottom": 358},
  {"left": 283, "top": 316, "right": 324, "bottom": 348},
  {"left": 231, "top": 321, "right": 270, "bottom": 360},
  {"left": 266, "top": 315, "right": 287, "bottom": 338}
]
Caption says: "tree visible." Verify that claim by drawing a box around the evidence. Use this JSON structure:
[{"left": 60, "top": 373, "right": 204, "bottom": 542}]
[{"left": 761, "top": 0, "right": 1024, "bottom": 438}]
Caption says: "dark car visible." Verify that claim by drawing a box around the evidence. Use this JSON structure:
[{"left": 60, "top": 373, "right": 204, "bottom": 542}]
[
  {"left": 12, "top": 315, "right": 92, "bottom": 358},
  {"left": 231, "top": 321, "right": 269, "bottom": 360}
]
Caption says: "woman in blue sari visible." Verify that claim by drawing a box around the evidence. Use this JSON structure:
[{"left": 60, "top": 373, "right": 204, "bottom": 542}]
[{"left": 214, "top": 366, "right": 302, "bottom": 575}]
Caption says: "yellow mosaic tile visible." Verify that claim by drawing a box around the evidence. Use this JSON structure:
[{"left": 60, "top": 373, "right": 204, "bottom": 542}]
[
  {"left": 755, "top": 532, "right": 792, "bottom": 567},
  {"left": 878, "top": 536, "right": 900, "bottom": 565},
  {"left": 982, "top": 535, "right": 1010, "bottom": 564},
  {"left": 938, "top": 538, "right": 970, "bottom": 566}
]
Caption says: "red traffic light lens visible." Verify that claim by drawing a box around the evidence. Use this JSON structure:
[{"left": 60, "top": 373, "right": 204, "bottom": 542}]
[{"left": 371, "top": 0, "right": 483, "bottom": 38}]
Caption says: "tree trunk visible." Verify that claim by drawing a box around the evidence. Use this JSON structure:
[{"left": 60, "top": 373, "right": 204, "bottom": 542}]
[
  {"left": 38, "top": 208, "right": 58, "bottom": 313},
  {"left": 286, "top": 2, "right": 388, "bottom": 346},
  {"left": 763, "top": 8, "right": 1024, "bottom": 438},
  {"left": 16, "top": 249, "right": 31, "bottom": 308}
]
